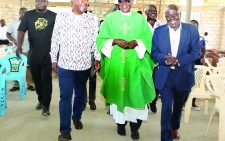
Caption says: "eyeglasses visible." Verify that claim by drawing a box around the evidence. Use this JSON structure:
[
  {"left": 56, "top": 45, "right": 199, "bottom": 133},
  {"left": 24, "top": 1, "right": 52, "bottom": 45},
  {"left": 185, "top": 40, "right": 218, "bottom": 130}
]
[{"left": 166, "top": 13, "right": 180, "bottom": 19}]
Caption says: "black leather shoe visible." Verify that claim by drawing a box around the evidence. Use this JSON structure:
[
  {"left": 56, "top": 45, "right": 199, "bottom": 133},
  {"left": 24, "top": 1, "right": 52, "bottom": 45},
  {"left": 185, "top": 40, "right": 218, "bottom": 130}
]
[
  {"left": 58, "top": 133, "right": 72, "bottom": 141},
  {"left": 131, "top": 131, "right": 140, "bottom": 140},
  {"left": 117, "top": 124, "right": 126, "bottom": 136},
  {"left": 42, "top": 107, "right": 50, "bottom": 116},
  {"left": 73, "top": 120, "right": 83, "bottom": 130},
  {"left": 150, "top": 103, "right": 157, "bottom": 113},
  {"left": 27, "top": 85, "right": 35, "bottom": 91},
  {"left": 36, "top": 103, "right": 43, "bottom": 110},
  {"left": 89, "top": 101, "right": 96, "bottom": 110},
  {"left": 9, "top": 86, "right": 19, "bottom": 92}
]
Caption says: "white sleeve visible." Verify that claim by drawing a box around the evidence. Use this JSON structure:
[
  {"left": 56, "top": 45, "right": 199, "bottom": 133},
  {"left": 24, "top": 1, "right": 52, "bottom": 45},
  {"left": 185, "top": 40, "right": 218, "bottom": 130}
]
[
  {"left": 101, "top": 39, "right": 113, "bottom": 58},
  {"left": 6, "top": 23, "right": 13, "bottom": 34},
  {"left": 50, "top": 13, "right": 61, "bottom": 63},
  {"left": 135, "top": 40, "right": 146, "bottom": 59}
]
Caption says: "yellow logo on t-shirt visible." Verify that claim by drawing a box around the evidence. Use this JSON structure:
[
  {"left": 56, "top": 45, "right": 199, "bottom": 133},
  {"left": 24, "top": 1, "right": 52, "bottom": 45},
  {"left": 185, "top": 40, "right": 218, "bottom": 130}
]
[{"left": 35, "top": 18, "right": 48, "bottom": 30}]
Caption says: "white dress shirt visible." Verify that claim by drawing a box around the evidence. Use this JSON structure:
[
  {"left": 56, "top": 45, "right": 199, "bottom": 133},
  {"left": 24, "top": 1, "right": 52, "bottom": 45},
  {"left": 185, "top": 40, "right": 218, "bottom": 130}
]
[
  {"left": 7, "top": 20, "right": 29, "bottom": 53},
  {"left": 0, "top": 26, "right": 8, "bottom": 40},
  {"left": 168, "top": 24, "right": 182, "bottom": 69},
  {"left": 50, "top": 11, "right": 101, "bottom": 71}
]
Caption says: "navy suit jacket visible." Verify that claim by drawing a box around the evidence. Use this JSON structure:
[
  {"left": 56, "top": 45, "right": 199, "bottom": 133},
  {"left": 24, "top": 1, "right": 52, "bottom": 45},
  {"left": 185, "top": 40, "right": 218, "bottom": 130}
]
[{"left": 151, "top": 23, "right": 201, "bottom": 91}]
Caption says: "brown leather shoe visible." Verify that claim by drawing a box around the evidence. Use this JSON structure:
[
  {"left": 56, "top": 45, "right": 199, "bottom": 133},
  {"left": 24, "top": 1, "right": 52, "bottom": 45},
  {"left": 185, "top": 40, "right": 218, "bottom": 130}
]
[
  {"left": 172, "top": 130, "right": 180, "bottom": 140},
  {"left": 73, "top": 120, "right": 83, "bottom": 130},
  {"left": 58, "top": 133, "right": 72, "bottom": 141}
]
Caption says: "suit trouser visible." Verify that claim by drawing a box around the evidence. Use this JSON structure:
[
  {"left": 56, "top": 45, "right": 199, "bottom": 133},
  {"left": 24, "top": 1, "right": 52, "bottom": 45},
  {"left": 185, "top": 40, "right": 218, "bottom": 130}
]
[
  {"left": 159, "top": 70, "right": 190, "bottom": 141},
  {"left": 58, "top": 67, "right": 90, "bottom": 133},
  {"left": 30, "top": 64, "right": 52, "bottom": 108}
]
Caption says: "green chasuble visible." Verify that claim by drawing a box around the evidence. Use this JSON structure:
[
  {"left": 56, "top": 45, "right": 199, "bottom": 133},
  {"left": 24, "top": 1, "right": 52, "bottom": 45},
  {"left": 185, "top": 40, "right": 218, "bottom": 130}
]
[{"left": 96, "top": 10, "right": 156, "bottom": 112}]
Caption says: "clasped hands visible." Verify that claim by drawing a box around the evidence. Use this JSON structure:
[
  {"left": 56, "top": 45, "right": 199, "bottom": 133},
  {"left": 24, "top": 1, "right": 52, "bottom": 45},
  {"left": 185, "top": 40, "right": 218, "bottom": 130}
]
[
  {"left": 112, "top": 39, "right": 137, "bottom": 49},
  {"left": 165, "top": 53, "right": 179, "bottom": 66}
]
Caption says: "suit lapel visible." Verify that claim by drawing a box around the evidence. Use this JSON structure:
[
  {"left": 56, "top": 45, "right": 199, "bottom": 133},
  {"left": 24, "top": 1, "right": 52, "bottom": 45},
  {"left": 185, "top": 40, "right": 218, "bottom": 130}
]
[{"left": 177, "top": 23, "right": 186, "bottom": 57}]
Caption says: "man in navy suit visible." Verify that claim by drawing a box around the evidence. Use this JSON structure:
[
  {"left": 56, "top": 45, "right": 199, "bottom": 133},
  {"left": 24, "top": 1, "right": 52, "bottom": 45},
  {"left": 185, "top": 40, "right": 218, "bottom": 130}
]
[{"left": 151, "top": 4, "right": 201, "bottom": 141}]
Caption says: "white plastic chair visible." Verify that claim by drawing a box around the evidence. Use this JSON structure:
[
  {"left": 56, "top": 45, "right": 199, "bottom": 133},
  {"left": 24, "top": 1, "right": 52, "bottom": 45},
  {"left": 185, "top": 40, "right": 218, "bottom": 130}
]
[
  {"left": 217, "top": 58, "right": 225, "bottom": 67},
  {"left": 184, "top": 65, "right": 213, "bottom": 123},
  {"left": 205, "top": 75, "right": 225, "bottom": 141}
]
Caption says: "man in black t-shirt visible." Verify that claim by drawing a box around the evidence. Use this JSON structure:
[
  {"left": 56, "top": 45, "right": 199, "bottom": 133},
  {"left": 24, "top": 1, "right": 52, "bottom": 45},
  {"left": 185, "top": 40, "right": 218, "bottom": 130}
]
[{"left": 17, "top": 0, "right": 56, "bottom": 116}]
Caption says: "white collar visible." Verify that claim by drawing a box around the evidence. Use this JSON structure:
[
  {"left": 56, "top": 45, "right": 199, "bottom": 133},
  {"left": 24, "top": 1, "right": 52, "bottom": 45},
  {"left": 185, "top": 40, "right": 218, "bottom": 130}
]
[
  {"left": 120, "top": 11, "right": 132, "bottom": 16},
  {"left": 168, "top": 22, "right": 182, "bottom": 32}
]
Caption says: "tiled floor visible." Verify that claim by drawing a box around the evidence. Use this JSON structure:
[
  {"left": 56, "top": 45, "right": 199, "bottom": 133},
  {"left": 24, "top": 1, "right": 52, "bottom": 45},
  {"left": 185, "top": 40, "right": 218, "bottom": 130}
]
[{"left": 0, "top": 77, "right": 218, "bottom": 141}]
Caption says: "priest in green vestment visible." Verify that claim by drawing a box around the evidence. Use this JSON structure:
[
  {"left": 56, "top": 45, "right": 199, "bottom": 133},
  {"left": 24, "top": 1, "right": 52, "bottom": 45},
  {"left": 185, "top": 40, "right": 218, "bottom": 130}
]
[{"left": 96, "top": 0, "right": 156, "bottom": 140}]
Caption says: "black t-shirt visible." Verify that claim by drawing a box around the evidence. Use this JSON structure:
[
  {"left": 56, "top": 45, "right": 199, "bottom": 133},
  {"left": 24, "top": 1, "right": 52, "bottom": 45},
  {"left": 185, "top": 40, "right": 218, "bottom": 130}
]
[{"left": 18, "top": 9, "right": 56, "bottom": 65}]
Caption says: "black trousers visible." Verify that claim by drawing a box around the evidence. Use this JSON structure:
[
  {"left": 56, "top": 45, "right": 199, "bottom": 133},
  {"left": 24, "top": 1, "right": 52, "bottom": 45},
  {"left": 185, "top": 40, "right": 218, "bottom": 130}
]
[
  {"left": 151, "top": 67, "right": 159, "bottom": 105},
  {"left": 30, "top": 64, "right": 52, "bottom": 108},
  {"left": 84, "top": 61, "right": 96, "bottom": 104},
  {"left": 150, "top": 89, "right": 159, "bottom": 105}
]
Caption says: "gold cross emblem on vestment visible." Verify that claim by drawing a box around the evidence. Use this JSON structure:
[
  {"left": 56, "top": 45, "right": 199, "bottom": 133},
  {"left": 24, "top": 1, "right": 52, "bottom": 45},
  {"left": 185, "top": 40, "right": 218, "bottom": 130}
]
[
  {"left": 120, "top": 23, "right": 130, "bottom": 36},
  {"left": 120, "top": 50, "right": 127, "bottom": 63},
  {"left": 120, "top": 77, "right": 126, "bottom": 91}
]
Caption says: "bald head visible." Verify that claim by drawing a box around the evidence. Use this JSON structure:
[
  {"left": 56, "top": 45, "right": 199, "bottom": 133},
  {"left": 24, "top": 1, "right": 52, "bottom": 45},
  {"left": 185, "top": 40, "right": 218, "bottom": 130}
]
[
  {"left": 0, "top": 19, "right": 5, "bottom": 27},
  {"left": 71, "top": 0, "right": 89, "bottom": 15},
  {"left": 165, "top": 4, "right": 179, "bottom": 14},
  {"left": 165, "top": 4, "right": 181, "bottom": 30},
  {"left": 111, "top": 4, "right": 119, "bottom": 12},
  {"left": 35, "top": 0, "right": 48, "bottom": 12},
  {"left": 19, "top": 7, "right": 27, "bottom": 20},
  {"left": 145, "top": 4, "right": 157, "bottom": 21}
]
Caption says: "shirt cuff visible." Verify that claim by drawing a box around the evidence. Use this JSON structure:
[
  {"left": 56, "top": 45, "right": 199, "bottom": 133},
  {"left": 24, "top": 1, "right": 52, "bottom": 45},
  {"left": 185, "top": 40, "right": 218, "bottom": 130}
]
[
  {"left": 135, "top": 40, "right": 146, "bottom": 59},
  {"left": 50, "top": 52, "right": 57, "bottom": 63},
  {"left": 94, "top": 53, "right": 101, "bottom": 61},
  {"left": 101, "top": 39, "right": 113, "bottom": 58}
]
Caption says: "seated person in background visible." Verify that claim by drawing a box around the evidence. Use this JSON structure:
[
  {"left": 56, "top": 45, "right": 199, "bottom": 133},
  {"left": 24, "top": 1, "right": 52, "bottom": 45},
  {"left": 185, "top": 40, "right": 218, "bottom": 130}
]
[{"left": 190, "top": 19, "right": 205, "bottom": 111}]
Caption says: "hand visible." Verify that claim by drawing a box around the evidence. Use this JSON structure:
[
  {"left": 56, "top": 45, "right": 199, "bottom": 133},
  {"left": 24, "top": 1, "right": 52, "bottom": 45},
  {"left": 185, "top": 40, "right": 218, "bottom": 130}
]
[
  {"left": 112, "top": 39, "right": 129, "bottom": 49},
  {"left": 127, "top": 40, "right": 138, "bottom": 49},
  {"left": 13, "top": 39, "right": 18, "bottom": 46},
  {"left": 94, "top": 60, "right": 100, "bottom": 72},
  {"left": 16, "top": 47, "right": 22, "bottom": 59},
  {"left": 165, "top": 53, "right": 178, "bottom": 66},
  {"left": 8, "top": 42, "right": 14, "bottom": 46},
  {"left": 52, "top": 62, "right": 58, "bottom": 73},
  {"left": 200, "top": 58, "right": 205, "bottom": 64}
]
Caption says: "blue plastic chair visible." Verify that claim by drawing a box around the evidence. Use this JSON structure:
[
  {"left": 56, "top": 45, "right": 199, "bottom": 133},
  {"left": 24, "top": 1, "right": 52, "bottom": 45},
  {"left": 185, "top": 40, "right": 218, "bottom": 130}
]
[
  {"left": 4, "top": 53, "right": 27, "bottom": 100},
  {"left": 0, "top": 58, "right": 7, "bottom": 116}
]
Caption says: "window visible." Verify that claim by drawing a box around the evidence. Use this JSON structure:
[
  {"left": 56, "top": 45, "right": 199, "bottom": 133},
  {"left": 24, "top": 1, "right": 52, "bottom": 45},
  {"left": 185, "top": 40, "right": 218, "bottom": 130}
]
[
  {"left": 48, "top": 7, "right": 70, "bottom": 13},
  {"left": 180, "top": 11, "right": 201, "bottom": 22}
]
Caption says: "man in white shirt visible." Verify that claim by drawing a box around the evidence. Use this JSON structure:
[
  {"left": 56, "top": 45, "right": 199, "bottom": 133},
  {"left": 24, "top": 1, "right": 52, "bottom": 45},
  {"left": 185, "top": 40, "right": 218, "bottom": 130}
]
[
  {"left": 7, "top": 7, "right": 35, "bottom": 92},
  {"left": 50, "top": 0, "right": 100, "bottom": 140},
  {"left": 0, "top": 19, "right": 8, "bottom": 40}
]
